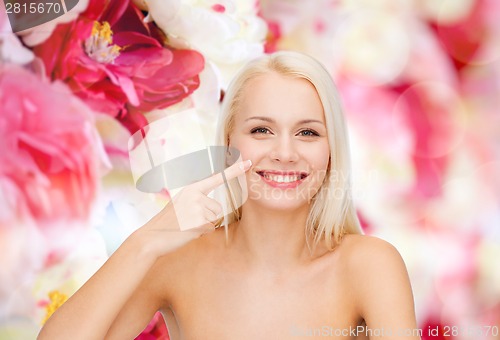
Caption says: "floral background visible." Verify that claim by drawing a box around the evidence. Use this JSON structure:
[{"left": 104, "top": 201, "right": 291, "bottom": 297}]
[{"left": 1, "top": 0, "right": 499, "bottom": 339}]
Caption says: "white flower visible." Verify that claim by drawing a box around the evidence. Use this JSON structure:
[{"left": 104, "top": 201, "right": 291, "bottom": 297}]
[
  {"left": 144, "top": 0, "right": 268, "bottom": 89},
  {"left": 0, "top": 223, "right": 108, "bottom": 326}
]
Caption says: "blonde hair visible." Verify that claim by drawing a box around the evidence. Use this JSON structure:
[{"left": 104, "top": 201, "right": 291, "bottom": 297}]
[{"left": 215, "top": 51, "right": 363, "bottom": 250}]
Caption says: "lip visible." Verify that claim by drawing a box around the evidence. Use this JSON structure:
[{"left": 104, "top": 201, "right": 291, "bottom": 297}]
[{"left": 255, "top": 169, "right": 309, "bottom": 189}]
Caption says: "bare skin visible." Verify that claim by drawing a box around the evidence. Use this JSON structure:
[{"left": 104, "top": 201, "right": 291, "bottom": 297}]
[
  {"left": 39, "top": 72, "right": 420, "bottom": 340},
  {"left": 145, "top": 229, "right": 418, "bottom": 339}
]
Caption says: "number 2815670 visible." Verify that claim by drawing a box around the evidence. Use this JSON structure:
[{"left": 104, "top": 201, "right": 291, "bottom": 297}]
[{"left": 6, "top": 2, "right": 63, "bottom": 14}]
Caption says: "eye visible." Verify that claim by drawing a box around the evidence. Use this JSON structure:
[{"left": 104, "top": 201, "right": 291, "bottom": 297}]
[
  {"left": 298, "top": 129, "right": 320, "bottom": 137},
  {"left": 250, "top": 127, "right": 271, "bottom": 134}
]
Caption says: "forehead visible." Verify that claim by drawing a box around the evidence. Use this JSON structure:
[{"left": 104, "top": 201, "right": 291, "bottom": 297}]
[{"left": 236, "top": 72, "right": 325, "bottom": 123}]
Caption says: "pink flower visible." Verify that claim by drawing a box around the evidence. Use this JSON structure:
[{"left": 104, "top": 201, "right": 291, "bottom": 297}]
[
  {"left": 33, "top": 0, "right": 204, "bottom": 134},
  {"left": 429, "top": 0, "right": 496, "bottom": 68},
  {"left": 135, "top": 312, "right": 169, "bottom": 340},
  {"left": 262, "top": 20, "right": 282, "bottom": 53},
  {"left": 0, "top": 65, "right": 107, "bottom": 227}
]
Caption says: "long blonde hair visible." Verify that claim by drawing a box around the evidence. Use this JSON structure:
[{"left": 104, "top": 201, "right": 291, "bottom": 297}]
[{"left": 215, "top": 51, "right": 363, "bottom": 250}]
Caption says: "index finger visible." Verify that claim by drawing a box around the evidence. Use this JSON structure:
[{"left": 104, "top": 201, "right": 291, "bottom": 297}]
[{"left": 196, "top": 159, "right": 252, "bottom": 194}]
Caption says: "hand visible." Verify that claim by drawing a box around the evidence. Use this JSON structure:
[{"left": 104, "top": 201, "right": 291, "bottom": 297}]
[{"left": 132, "top": 159, "right": 252, "bottom": 258}]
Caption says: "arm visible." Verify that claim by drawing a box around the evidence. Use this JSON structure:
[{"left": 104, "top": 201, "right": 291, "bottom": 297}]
[
  {"left": 38, "top": 159, "right": 252, "bottom": 340},
  {"left": 37, "top": 212, "right": 200, "bottom": 340},
  {"left": 350, "top": 236, "right": 420, "bottom": 340}
]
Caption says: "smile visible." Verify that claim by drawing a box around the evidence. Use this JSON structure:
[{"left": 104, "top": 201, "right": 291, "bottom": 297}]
[{"left": 256, "top": 170, "right": 309, "bottom": 188}]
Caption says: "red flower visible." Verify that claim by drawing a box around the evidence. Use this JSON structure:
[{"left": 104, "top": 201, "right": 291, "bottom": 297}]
[
  {"left": 135, "top": 312, "right": 169, "bottom": 340},
  {"left": 33, "top": 0, "right": 204, "bottom": 134}
]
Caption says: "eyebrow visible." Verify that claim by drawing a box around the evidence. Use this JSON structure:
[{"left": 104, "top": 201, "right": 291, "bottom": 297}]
[{"left": 244, "top": 116, "right": 325, "bottom": 125}]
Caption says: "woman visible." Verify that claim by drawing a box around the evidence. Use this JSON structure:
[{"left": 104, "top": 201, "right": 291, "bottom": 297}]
[{"left": 39, "top": 51, "right": 420, "bottom": 339}]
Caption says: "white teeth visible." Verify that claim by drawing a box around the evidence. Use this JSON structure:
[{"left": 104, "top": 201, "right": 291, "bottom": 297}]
[{"left": 263, "top": 174, "right": 301, "bottom": 183}]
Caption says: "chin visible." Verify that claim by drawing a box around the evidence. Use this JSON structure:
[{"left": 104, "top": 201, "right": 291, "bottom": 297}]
[
  {"left": 246, "top": 187, "right": 313, "bottom": 212},
  {"left": 252, "top": 200, "right": 310, "bottom": 213}
]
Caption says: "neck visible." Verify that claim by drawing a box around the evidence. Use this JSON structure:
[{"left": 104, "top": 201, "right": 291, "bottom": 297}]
[{"left": 229, "top": 202, "right": 318, "bottom": 271}]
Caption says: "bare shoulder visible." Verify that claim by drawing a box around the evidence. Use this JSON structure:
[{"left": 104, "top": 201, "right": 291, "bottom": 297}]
[
  {"left": 338, "top": 234, "right": 418, "bottom": 336},
  {"left": 338, "top": 233, "right": 400, "bottom": 252},
  {"left": 336, "top": 234, "right": 413, "bottom": 306},
  {"left": 338, "top": 234, "right": 407, "bottom": 274}
]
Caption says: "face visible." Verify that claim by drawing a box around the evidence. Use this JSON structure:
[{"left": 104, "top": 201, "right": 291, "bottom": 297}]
[{"left": 229, "top": 72, "right": 330, "bottom": 211}]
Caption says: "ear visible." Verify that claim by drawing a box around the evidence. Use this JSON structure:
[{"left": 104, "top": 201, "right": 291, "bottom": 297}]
[
  {"left": 323, "top": 155, "right": 332, "bottom": 184},
  {"left": 225, "top": 145, "right": 240, "bottom": 166},
  {"left": 226, "top": 133, "right": 234, "bottom": 156}
]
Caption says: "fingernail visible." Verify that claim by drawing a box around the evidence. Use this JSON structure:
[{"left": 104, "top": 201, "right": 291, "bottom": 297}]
[{"left": 239, "top": 159, "right": 252, "bottom": 170}]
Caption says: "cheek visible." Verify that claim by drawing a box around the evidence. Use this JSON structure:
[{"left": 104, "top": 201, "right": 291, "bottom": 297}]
[
  {"left": 307, "top": 144, "right": 330, "bottom": 185},
  {"left": 229, "top": 136, "right": 262, "bottom": 162},
  {"left": 309, "top": 144, "right": 330, "bottom": 170}
]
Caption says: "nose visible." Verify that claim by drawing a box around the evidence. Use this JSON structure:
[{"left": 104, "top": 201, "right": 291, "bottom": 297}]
[{"left": 269, "top": 135, "right": 299, "bottom": 163}]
